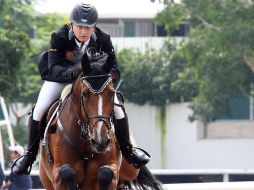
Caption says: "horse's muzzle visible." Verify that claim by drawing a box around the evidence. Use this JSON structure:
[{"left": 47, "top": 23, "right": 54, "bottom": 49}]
[{"left": 91, "top": 138, "right": 111, "bottom": 153}]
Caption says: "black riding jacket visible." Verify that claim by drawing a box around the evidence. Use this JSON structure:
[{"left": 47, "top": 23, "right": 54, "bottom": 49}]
[{"left": 38, "top": 24, "right": 119, "bottom": 83}]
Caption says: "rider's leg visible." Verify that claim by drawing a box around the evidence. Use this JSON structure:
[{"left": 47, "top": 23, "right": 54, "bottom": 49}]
[
  {"left": 113, "top": 94, "right": 150, "bottom": 168},
  {"left": 12, "top": 81, "right": 66, "bottom": 175}
]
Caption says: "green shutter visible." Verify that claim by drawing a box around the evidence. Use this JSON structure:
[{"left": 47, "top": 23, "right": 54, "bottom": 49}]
[
  {"left": 124, "top": 21, "right": 135, "bottom": 37},
  {"left": 215, "top": 95, "right": 250, "bottom": 120}
]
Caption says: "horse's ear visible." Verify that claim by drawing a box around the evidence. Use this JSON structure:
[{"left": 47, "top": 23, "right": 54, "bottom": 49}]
[
  {"left": 81, "top": 53, "right": 91, "bottom": 75},
  {"left": 103, "top": 53, "right": 114, "bottom": 73}
]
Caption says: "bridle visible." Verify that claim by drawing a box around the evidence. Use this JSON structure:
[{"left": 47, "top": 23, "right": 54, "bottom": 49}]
[
  {"left": 45, "top": 74, "right": 115, "bottom": 172},
  {"left": 72, "top": 74, "right": 114, "bottom": 142},
  {"left": 49, "top": 74, "right": 114, "bottom": 164}
]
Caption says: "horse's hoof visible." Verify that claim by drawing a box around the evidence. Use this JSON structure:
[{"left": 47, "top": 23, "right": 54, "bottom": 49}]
[
  {"left": 59, "top": 164, "right": 78, "bottom": 190},
  {"left": 97, "top": 166, "right": 114, "bottom": 187},
  {"left": 59, "top": 164, "right": 76, "bottom": 182}
]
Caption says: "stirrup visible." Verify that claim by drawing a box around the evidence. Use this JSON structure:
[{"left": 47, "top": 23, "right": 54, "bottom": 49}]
[
  {"left": 132, "top": 147, "right": 151, "bottom": 158},
  {"left": 11, "top": 155, "right": 33, "bottom": 175},
  {"left": 127, "top": 147, "right": 151, "bottom": 168}
]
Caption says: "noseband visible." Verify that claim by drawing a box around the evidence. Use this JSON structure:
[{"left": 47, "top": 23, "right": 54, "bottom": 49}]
[{"left": 78, "top": 113, "right": 112, "bottom": 141}]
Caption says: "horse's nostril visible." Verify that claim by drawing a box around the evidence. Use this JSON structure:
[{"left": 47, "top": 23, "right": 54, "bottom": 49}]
[{"left": 105, "top": 138, "right": 110, "bottom": 146}]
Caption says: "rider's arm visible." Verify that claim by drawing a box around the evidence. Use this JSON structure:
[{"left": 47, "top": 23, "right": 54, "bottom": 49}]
[
  {"left": 47, "top": 32, "right": 78, "bottom": 83},
  {"left": 100, "top": 34, "right": 120, "bottom": 82}
]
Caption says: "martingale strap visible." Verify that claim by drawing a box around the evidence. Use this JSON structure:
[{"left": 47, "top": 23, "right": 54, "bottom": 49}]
[
  {"left": 81, "top": 74, "right": 112, "bottom": 94},
  {"left": 57, "top": 120, "right": 76, "bottom": 148},
  {"left": 57, "top": 119, "right": 95, "bottom": 161}
]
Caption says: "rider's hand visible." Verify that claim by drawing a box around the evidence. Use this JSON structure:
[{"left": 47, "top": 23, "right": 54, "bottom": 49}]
[
  {"left": 72, "top": 66, "right": 82, "bottom": 80},
  {"left": 111, "top": 68, "right": 120, "bottom": 83},
  {"left": 1, "top": 181, "right": 10, "bottom": 190}
]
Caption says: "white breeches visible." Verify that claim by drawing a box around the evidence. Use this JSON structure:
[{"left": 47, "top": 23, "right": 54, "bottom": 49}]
[{"left": 33, "top": 81, "right": 125, "bottom": 121}]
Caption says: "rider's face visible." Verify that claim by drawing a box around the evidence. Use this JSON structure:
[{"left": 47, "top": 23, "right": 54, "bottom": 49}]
[{"left": 72, "top": 23, "right": 95, "bottom": 42}]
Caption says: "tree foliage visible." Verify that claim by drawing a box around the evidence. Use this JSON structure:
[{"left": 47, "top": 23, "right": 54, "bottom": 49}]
[
  {"left": 35, "top": 13, "right": 69, "bottom": 41},
  {"left": 117, "top": 40, "right": 194, "bottom": 106},
  {"left": 118, "top": 48, "right": 163, "bottom": 105},
  {"left": 0, "top": 0, "right": 36, "bottom": 34},
  {"left": 0, "top": 0, "right": 36, "bottom": 99},
  {"left": 0, "top": 1, "right": 67, "bottom": 104},
  {"left": 0, "top": 0, "right": 44, "bottom": 134},
  {"left": 0, "top": 21, "right": 30, "bottom": 98},
  {"left": 153, "top": 0, "right": 254, "bottom": 122},
  {"left": 8, "top": 39, "right": 43, "bottom": 105}
]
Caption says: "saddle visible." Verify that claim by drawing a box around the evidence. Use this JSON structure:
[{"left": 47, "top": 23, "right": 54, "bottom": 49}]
[{"left": 39, "top": 84, "right": 73, "bottom": 139}]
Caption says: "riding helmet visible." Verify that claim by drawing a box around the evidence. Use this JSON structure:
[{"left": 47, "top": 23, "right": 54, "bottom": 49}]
[{"left": 70, "top": 3, "right": 98, "bottom": 27}]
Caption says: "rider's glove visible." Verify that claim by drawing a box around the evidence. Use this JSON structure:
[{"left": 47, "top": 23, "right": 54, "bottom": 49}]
[
  {"left": 72, "top": 64, "right": 82, "bottom": 80},
  {"left": 110, "top": 68, "right": 120, "bottom": 84}
]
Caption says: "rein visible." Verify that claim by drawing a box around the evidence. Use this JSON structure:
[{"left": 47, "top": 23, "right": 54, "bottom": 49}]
[
  {"left": 79, "top": 98, "right": 112, "bottom": 138},
  {"left": 79, "top": 74, "right": 113, "bottom": 140},
  {"left": 50, "top": 96, "right": 95, "bottom": 162}
]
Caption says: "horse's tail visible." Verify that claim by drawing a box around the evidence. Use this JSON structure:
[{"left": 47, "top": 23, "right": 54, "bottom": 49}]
[{"left": 122, "top": 166, "right": 164, "bottom": 190}]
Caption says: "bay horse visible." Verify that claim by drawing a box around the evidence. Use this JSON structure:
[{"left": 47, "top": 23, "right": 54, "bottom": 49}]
[{"left": 39, "top": 53, "right": 163, "bottom": 190}]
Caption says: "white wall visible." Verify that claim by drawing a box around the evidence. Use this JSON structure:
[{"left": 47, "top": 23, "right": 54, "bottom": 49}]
[
  {"left": 9, "top": 101, "right": 254, "bottom": 170},
  {"left": 126, "top": 102, "right": 254, "bottom": 170}
]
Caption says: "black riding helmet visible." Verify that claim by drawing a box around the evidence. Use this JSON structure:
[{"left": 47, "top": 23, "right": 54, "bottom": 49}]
[{"left": 70, "top": 3, "right": 98, "bottom": 27}]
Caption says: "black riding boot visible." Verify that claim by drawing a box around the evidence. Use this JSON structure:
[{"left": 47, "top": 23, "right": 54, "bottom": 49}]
[
  {"left": 115, "top": 117, "right": 150, "bottom": 168},
  {"left": 11, "top": 117, "right": 40, "bottom": 175}
]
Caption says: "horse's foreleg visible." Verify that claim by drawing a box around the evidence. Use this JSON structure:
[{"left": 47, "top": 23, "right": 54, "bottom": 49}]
[
  {"left": 58, "top": 164, "right": 78, "bottom": 190},
  {"left": 39, "top": 162, "right": 54, "bottom": 190},
  {"left": 39, "top": 145, "right": 54, "bottom": 190},
  {"left": 97, "top": 166, "right": 117, "bottom": 190}
]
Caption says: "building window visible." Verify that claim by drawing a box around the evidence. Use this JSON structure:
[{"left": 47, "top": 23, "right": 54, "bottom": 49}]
[
  {"left": 215, "top": 95, "right": 251, "bottom": 120},
  {"left": 97, "top": 23, "right": 122, "bottom": 37},
  {"left": 171, "top": 22, "right": 190, "bottom": 36},
  {"left": 157, "top": 25, "right": 167, "bottom": 37},
  {"left": 124, "top": 21, "right": 135, "bottom": 37},
  {"left": 136, "top": 20, "right": 155, "bottom": 36}
]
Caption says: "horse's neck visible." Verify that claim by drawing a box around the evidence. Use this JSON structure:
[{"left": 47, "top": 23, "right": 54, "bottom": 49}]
[{"left": 71, "top": 79, "right": 82, "bottom": 109}]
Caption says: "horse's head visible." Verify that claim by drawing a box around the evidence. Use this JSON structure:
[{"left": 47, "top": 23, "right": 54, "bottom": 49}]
[{"left": 76, "top": 53, "right": 115, "bottom": 153}]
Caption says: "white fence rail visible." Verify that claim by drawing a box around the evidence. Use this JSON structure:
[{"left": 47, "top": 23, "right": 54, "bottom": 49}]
[
  {"left": 152, "top": 169, "right": 254, "bottom": 182},
  {"left": 4, "top": 169, "right": 254, "bottom": 189},
  {"left": 163, "top": 182, "right": 254, "bottom": 190},
  {"left": 111, "top": 37, "right": 186, "bottom": 52},
  {"left": 30, "top": 182, "right": 254, "bottom": 190}
]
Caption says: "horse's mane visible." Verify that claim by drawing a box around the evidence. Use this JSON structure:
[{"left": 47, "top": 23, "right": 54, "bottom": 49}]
[
  {"left": 79, "top": 53, "right": 113, "bottom": 94},
  {"left": 81, "top": 52, "right": 114, "bottom": 76}
]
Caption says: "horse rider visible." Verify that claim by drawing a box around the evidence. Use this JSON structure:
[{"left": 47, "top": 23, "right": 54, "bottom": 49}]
[{"left": 12, "top": 3, "right": 150, "bottom": 175}]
